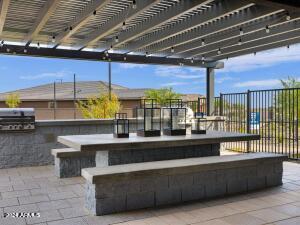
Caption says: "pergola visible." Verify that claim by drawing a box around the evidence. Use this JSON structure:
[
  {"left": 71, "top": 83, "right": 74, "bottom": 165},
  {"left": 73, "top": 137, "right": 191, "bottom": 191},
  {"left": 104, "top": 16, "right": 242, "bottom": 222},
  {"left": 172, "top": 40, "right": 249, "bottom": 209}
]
[{"left": 0, "top": 0, "right": 299, "bottom": 114}]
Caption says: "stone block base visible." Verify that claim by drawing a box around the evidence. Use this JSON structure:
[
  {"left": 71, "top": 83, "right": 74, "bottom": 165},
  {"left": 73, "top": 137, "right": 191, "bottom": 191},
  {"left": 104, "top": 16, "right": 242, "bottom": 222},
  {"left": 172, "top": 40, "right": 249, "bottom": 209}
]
[{"left": 84, "top": 153, "right": 285, "bottom": 215}]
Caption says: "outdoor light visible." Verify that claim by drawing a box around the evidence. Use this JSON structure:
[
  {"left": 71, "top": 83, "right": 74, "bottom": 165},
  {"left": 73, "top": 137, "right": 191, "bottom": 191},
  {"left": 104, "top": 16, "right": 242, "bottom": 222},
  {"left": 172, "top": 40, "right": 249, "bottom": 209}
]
[
  {"left": 110, "top": 45, "right": 113, "bottom": 50},
  {"left": 37, "top": 42, "right": 40, "bottom": 49},
  {"left": 190, "top": 58, "right": 194, "bottom": 63},
  {"left": 145, "top": 51, "right": 149, "bottom": 57},
  {"left": 238, "top": 38, "right": 242, "bottom": 45},
  {"left": 6, "top": 48, "right": 10, "bottom": 52},
  {"left": 136, "top": 99, "right": 161, "bottom": 137},
  {"left": 286, "top": 12, "right": 291, "bottom": 21},
  {"left": 239, "top": 27, "right": 243, "bottom": 35},
  {"left": 132, "top": 0, "right": 137, "bottom": 9},
  {"left": 201, "top": 39, "right": 205, "bottom": 46},
  {"left": 171, "top": 47, "right": 174, "bottom": 53},
  {"left": 105, "top": 51, "right": 109, "bottom": 57},
  {"left": 192, "top": 112, "right": 206, "bottom": 134},
  {"left": 287, "top": 45, "right": 290, "bottom": 49},
  {"left": 24, "top": 49, "right": 27, "bottom": 53},
  {"left": 162, "top": 99, "right": 186, "bottom": 136},
  {"left": 115, "top": 36, "right": 119, "bottom": 42},
  {"left": 113, "top": 113, "right": 129, "bottom": 138},
  {"left": 265, "top": 25, "right": 270, "bottom": 33},
  {"left": 52, "top": 36, "right": 55, "bottom": 43},
  {"left": 201, "top": 55, "right": 205, "bottom": 61},
  {"left": 124, "top": 56, "right": 127, "bottom": 60},
  {"left": 122, "top": 21, "right": 126, "bottom": 30},
  {"left": 217, "top": 48, "right": 221, "bottom": 55},
  {"left": 93, "top": 10, "right": 97, "bottom": 16}
]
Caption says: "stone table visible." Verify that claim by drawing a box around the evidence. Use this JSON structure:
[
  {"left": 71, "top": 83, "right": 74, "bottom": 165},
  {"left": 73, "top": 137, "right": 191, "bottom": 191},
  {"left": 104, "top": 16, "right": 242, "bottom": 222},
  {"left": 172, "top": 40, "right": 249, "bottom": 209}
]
[{"left": 58, "top": 131, "right": 260, "bottom": 168}]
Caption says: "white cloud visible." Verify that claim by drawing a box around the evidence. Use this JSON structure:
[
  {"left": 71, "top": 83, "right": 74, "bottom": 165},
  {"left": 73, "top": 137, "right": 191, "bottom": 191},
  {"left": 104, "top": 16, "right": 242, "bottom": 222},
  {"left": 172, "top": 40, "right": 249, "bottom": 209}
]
[
  {"left": 233, "top": 79, "right": 281, "bottom": 88},
  {"left": 20, "top": 70, "right": 71, "bottom": 80},
  {"left": 160, "top": 81, "right": 189, "bottom": 87},
  {"left": 221, "top": 44, "right": 300, "bottom": 73},
  {"left": 118, "top": 63, "right": 148, "bottom": 69},
  {"left": 215, "top": 76, "right": 234, "bottom": 84},
  {"left": 155, "top": 66, "right": 205, "bottom": 80}
]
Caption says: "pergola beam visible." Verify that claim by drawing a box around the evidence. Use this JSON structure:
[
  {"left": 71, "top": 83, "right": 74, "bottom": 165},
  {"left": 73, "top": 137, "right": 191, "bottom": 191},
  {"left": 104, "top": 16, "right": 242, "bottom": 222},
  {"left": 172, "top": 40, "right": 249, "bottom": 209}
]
[
  {"left": 251, "top": 0, "right": 300, "bottom": 13},
  {"left": 147, "top": 6, "right": 281, "bottom": 54},
  {"left": 53, "top": 0, "right": 112, "bottom": 48},
  {"left": 76, "top": 0, "right": 158, "bottom": 50},
  {"left": 187, "top": 16, "right": 300, "bottom": 59},
  {"left": 210, "top": 28, "right": 300, "bottom": 60},
  {"left": 124, "top": 0, "right": 243, "bottom": 51},
  {"left": 25, "top": 0, "right": 60, "bottom": 46},
  {"left": 165, "top": 12, "right": 287, "bottom": 58},
  {"left": 96, "top": 0, "right": 213, "bottom": 51},
  {"left": 0, "top": 43, "right": 224, "bottom": 69},
  {"left": 0, "top": 0, "right": 10, "bottom": 36}
]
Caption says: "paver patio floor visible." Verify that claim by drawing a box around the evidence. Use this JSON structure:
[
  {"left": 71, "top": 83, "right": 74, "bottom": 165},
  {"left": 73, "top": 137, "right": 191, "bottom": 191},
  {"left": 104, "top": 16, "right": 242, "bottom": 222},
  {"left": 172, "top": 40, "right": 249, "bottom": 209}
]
[{"left": 0, "top": 158, "right": 300, "bottom": 225}]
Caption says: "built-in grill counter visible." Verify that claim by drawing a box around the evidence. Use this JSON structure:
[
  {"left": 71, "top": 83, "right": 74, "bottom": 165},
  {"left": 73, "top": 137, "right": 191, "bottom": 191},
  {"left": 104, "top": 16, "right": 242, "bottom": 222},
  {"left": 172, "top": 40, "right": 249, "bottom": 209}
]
[{"left": 0, "top": 108, "right": 35, "bottom": 132}]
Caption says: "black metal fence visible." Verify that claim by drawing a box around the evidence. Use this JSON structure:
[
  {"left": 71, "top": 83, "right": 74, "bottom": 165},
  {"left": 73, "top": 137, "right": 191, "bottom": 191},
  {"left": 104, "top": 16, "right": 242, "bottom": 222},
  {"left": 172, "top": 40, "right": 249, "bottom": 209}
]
[{"left": 219, "top": 88, "right": 300, "bottom": 160}]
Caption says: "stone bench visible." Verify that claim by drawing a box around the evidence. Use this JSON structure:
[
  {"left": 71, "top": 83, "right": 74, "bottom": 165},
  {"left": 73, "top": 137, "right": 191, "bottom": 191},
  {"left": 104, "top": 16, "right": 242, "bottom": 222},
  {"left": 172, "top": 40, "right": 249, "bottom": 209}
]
[
  {"left": 51, "top": 148, "right": 95, "bottom": 178},
  {"left": 82, "top": 153, "right": 287, "bottom": 216},
  {"left": 52, "top": 144, "right": 220, "bottom": 178}
]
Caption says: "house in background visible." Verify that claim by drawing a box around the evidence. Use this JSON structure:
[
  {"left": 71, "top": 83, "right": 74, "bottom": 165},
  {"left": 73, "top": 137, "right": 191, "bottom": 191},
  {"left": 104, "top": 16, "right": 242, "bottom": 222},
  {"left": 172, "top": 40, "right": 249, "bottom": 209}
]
[{"left": 0, "top": 81, "right": 203, "bottom": 120}]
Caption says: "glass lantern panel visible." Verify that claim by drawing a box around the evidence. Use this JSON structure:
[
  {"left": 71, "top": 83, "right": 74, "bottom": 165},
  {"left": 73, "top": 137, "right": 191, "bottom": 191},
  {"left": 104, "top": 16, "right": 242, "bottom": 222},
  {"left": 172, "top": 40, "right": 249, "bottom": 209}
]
[
  {"left": 145, "top": 108, "right": 152, "bottom": 131},
  {"left": 163, "top": 108, "right": 171, "bottom": 130},
  {"left": 172, "top": 108, "right": 186, "bottom": 130},
  {"left": 137, "top": 108, "right": 144, "bottom": 130}
]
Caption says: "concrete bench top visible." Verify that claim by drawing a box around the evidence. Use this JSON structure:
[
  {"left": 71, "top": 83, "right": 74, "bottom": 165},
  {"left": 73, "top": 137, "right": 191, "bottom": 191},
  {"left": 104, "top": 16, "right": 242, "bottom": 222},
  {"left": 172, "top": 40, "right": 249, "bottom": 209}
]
[
  {"left": 82, "top": 153, "right": 287, "bottom": 183},
  {"left": 58, "top": 131, "right": 260, "bottom": 152}
]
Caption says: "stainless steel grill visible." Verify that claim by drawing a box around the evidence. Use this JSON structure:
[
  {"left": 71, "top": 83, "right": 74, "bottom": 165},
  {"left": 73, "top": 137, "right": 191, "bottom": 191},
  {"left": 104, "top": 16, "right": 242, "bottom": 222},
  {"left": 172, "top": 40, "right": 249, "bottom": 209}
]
[{"left": 0, "top": 108, "right": 35, "bottom": 132}]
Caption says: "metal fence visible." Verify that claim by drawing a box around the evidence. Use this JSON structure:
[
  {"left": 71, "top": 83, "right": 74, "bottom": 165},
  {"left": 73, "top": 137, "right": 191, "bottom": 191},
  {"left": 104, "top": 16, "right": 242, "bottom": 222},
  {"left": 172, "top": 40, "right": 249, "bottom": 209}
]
[{"left": 219, "top": 88, "right": 300, "bottom": 160}]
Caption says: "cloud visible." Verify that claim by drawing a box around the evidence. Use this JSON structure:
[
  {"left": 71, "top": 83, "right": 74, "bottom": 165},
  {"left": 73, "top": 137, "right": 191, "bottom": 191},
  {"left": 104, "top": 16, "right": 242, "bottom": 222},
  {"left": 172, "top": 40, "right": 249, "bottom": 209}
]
[
  {"left": 160, "top": 82, "right": 189, "bottom": 87},
  {"left": 215, "top": 76, "right": 234, "bottom": 84},
  {"left": 220, "top": 44, "right": 300, "bottom": 73},
  {"left": 118, "top": 63, "right": 148, "bottom": 69},
  {"left": 233, "top": 79, "right": 281, "bottom": 88},
  {"left": 20, "top": 70, "right": 71, "bottom": 80},
  {"left": 155, "top": 66, "right": 205, "bottom": 80}
]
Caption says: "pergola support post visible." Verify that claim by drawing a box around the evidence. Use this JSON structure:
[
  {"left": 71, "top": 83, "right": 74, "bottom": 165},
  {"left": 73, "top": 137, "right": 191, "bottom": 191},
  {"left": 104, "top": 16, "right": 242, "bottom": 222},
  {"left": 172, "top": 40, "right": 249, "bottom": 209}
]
[{"left": 206, "top": 67, "right": 215, "bottom": 116}]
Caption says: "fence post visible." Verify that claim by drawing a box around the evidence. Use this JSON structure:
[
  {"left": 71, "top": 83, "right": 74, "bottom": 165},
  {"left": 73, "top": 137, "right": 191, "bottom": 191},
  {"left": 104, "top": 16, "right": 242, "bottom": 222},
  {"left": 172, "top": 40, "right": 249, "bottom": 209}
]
[
  {"left": 220, "top": 93, "right": 223, "bottom": 116},
  {"left": 246, "top": 90, "right": 251, "bottom": 152}
]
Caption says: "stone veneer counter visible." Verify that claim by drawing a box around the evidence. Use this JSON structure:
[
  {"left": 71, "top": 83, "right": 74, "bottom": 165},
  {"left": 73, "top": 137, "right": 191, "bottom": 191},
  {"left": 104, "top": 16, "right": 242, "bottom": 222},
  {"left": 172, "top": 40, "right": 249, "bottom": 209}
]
[{"left": 58, "top": 131, "right": 260, "bottom": 152}]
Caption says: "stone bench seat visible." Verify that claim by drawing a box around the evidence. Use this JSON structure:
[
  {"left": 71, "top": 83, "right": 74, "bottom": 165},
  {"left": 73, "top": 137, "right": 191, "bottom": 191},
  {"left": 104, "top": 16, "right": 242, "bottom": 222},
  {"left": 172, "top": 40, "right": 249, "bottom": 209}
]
[
  {"left": 82, "top": 153, "right": 287, "bottom": 216},
  {"left": 51, "top": 148, "right": 95, "bottom": 178}
]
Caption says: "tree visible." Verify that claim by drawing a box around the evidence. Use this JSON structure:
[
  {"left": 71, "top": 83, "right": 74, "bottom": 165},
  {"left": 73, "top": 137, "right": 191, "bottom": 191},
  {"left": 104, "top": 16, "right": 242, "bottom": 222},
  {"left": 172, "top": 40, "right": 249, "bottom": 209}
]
[
  {"left": 77, "top": 92, "right": 121, "bottom": 119},
  {"left": 144, "top": 87, "right": 181, "bottom": 106},
  {"left": 280, "top": 76, "right": 300, "bottom": 88},
  {"left": 5, "top": 93, "right": 21, "bottom": 108}
]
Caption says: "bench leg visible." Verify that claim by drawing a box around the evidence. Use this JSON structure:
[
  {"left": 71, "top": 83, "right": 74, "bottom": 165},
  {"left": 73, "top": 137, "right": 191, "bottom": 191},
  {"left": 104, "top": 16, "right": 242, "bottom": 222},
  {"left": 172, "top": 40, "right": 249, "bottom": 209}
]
[{"left": 54, "top": 155, "right": 95, "bottom": 178}]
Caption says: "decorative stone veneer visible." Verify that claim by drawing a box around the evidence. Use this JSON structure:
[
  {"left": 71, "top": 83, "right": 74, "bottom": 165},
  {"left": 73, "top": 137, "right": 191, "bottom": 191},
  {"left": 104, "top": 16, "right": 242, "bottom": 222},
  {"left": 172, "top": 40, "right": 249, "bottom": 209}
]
[
  {"left": 83, "top": 153, "right": 286, "bottom": 215},
  {"left": 0, "top": 119, "right": 136, "bottom": 168}
]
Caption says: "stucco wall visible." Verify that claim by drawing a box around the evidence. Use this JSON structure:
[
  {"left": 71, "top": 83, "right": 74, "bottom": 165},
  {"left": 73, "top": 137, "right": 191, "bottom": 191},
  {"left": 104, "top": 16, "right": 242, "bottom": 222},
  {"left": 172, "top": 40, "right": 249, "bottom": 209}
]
[{"left": 0, "top": 119, "right": 138, "bottom": 169}]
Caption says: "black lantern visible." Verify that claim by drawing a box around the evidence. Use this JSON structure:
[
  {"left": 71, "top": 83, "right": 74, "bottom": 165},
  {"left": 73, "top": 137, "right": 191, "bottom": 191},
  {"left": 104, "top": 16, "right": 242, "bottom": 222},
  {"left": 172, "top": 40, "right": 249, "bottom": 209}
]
[
  {"left": 192, "top": 112, "right": 207, "bottom": 134},
  {"left": 162, "top": 99, "right": 186, "bottom": 136},
  {"left": 136, "top": 99, "right": 161, "bottom": 137},
  {"left": 113, "top": 113, "right": 129, "bottom": 138}
]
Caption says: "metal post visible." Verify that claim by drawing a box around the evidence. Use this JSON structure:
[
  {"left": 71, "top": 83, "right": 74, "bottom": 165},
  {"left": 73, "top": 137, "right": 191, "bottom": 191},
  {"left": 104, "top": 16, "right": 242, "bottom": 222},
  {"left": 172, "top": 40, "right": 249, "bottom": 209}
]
[
  {"left": 197, "top": 97, "right": 201, "bottom": 113},
  {"left": 108, "top": 62, "right": 112, "bottom": 100},
  {"left": 220, "top": 93, "right": 223, "bottom": 116},
  {"left": 206, "top": 68, "right": 215, "bottom": 116},
  {"left": 246, "top": 89, "right": 251, "bottom": 152},
  {"left": 53, "top": 82, "right": 56, "bottom": 120},
  {"left": 73, "top": 73, "right": 76, "bottom": 119}
]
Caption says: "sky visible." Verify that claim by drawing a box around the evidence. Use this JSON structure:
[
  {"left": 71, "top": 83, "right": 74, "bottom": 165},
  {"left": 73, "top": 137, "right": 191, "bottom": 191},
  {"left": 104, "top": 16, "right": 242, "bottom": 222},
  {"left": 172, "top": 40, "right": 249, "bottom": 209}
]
[{"left": 1, "top": 43, "right": 300, "bottom": 96}]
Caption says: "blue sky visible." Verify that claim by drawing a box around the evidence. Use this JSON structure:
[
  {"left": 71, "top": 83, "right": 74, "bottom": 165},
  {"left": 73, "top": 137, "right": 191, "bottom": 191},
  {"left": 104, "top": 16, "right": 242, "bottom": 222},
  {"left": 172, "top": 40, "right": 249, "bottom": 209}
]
[{"left": 1, "top": 44, "right": 300, "bottom": 96}]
